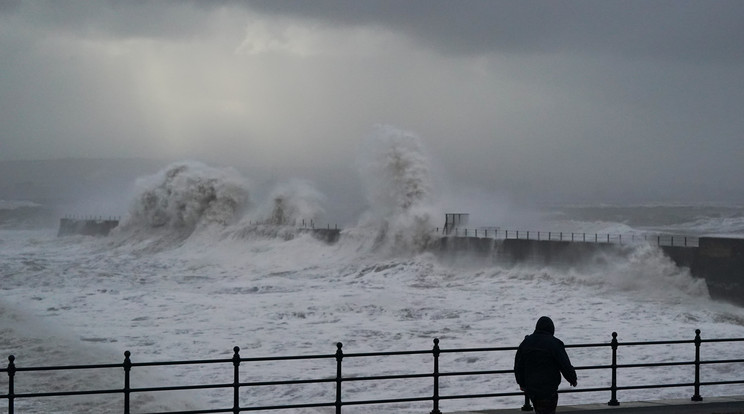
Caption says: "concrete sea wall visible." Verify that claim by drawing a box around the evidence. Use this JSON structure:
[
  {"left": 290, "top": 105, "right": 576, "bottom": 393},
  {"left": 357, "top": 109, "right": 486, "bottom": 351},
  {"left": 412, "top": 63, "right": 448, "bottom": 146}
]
[
  {"left": 692, "top": 237, "right": 744, "bottom": 305},
  {"left": 57, "top": 218, "right": 120, "bottom": 237},
  {"left": 436, "top": 235, "right": 744, "bottom": 306}
]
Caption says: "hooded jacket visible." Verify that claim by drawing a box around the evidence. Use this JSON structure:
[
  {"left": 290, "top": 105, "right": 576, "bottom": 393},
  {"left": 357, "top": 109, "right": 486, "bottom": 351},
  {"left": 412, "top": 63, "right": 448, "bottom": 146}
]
[{"left": 514, "top": 316, "right": 577, "bottom": 399}]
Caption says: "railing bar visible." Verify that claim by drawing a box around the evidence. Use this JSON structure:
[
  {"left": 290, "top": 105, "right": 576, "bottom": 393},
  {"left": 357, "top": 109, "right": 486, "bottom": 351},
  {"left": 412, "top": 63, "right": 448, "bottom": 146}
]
[
  {"left": 341, "top": 373, "right": 432, "bottom": 382},
  {"left": 701, "top": 380, "right": 744, "bottom": 386},
  {"left": 575, "top": 364, "right": 613, "bottom": 370},
  {"left": 131, "top": 383, "right": 232, "bottom": 393},
  {"left": 139, "top": 408, "right": 233, "bottom": 414},
  {"left": 440, "top": 347, "right": 519, "bottom": 353},
  {"left": 343, "top": 350, "right": 431, "bottom": 358},
  {"left": 701, "top": 338, "right": 744, "bottom": 343},
  {"left": 149, "top": 409, "right": 233, "bottom": 414},
  {"left": 240, "top": 378, "right": 338, "bottom": 386},
  {"left": 10, "top": 388, "right": 124, "bottom": 398},
  {"left": 615, "top": 361, "right": 695, "bottom": 369},
  {"left": 441, "top": 369, "right": 515, "bottom": 377},
  {"left": 617, "top": 383, "right": 695, "bottom": 391},
  {"left": 565, "top": 343, "right": 612, "bottom": 349},
  {"left": 617, "top": 339, "right": 694, "bottom": 346},
  {"left": 14, "top": 363, "right": 122, "bottom": 372},
  {"left": 557, "top": 387, "right": 613, "bottom": 394},
  {"left": 701, "top": 358, "right": 744, "bottom": 364},
  {"left": 132, "top": 358, "right": 234, "bottom": 367},
  {"left": 240, "top": 354, "right": 336, "bottom": 362},
  {"left": 341, "top": 396, "right": 432, "bottom": 406}
]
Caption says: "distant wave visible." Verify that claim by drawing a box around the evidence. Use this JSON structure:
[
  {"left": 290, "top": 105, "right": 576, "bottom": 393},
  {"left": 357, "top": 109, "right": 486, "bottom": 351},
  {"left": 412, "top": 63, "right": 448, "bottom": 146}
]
[
  {"left": 0, "top": 200, "right": 42, "bottom": 209},
  {"left": 0, "top": 200, "right": 54, "bottom": 229}
]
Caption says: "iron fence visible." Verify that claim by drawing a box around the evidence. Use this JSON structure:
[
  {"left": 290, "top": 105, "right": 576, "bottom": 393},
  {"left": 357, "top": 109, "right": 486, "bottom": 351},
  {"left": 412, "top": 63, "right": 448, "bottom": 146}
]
[
  {"left": 2, "top": 330, "right": 743, "bottom": 414},
  {"left": 437, "top": 227, "right": 699, "bottom": 247}
]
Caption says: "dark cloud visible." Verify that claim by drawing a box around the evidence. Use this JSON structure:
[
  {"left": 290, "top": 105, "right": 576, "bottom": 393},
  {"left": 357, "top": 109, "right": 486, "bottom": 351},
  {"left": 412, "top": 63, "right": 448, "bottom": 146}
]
[
  {"left": 1, "top": 0, "right": 742, "bottom": 209},
  {"left": 0, "top": 0, "right": 21, "bottom": 13},
  {"left": 244, "top": 0, "right": 744, "bottom": 62}
]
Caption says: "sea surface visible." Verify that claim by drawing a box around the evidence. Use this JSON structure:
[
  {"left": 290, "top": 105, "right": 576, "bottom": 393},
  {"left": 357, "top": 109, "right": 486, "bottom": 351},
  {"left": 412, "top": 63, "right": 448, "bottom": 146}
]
[{"left": 2, "top": 156, "right": 744, "bottom": 413}]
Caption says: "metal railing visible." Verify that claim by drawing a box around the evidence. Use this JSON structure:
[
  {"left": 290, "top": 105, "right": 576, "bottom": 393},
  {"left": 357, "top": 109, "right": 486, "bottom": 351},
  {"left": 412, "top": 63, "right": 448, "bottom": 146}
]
[
  {"left": 2, "top": 330, "right": 743, "bottom": 413},
  {"left": 436, "top": 227, "right": 699, "bottom": 247}
]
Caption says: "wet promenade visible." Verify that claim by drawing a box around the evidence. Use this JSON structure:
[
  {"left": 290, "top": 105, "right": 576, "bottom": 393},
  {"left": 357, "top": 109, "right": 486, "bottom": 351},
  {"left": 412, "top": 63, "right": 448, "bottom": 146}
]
[{"left": 453, "top": 395, "right": 744, "bottom": 413}]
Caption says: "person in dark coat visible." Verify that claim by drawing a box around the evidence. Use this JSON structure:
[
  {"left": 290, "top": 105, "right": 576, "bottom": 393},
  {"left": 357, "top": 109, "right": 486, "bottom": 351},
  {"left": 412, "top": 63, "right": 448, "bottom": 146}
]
[{"left": 514, "top": 316, "right": 577, "bottom": 414}]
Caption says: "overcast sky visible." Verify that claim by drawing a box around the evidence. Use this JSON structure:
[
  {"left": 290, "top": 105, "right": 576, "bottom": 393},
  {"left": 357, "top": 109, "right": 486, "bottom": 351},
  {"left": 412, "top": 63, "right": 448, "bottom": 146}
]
[{"left": 1, "top": 0, "right": 743, "bottom": 209}]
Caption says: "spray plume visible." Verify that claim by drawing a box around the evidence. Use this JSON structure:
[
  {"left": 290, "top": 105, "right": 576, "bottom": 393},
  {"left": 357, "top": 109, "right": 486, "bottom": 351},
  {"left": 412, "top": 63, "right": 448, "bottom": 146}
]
[{"left": 357, "top": 125, "right": 438, "bottom": 253}]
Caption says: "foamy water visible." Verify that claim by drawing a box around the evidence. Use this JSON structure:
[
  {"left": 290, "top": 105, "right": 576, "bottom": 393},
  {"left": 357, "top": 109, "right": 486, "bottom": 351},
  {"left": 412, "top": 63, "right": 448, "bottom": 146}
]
[{"left": 2, "top": 130, "right": 744, "bottom": 412}]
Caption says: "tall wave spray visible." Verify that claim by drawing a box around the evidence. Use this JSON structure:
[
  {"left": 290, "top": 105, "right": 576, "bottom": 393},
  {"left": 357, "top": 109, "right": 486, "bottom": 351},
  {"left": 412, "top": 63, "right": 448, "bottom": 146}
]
[
  {"left": 357, "top": 125, "right": 438, "bottom": 253},
  {"left": 226, "top": 179, "right": 328, "bottom": 240},
  {"left": 119, "top": 161, "right": 251, "bottom": 238},
  {"left": 259, "top": 180, "right": 326, "bottom": 225}
]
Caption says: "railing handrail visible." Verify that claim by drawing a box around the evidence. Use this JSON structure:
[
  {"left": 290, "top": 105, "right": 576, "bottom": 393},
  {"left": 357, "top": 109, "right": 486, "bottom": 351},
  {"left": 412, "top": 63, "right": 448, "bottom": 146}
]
[
  {"left": 3, "top": 331, "right": 744, "bottom": 414},
  {"left": 436, "top": 226, "right": 700, "bottom": 247}
]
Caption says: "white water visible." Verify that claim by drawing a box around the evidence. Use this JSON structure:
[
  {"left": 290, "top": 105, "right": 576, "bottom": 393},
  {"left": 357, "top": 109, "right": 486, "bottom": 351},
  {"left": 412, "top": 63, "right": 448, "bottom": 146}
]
[{"left": 2, "top": 130, "right": 744, "bottom": 413}]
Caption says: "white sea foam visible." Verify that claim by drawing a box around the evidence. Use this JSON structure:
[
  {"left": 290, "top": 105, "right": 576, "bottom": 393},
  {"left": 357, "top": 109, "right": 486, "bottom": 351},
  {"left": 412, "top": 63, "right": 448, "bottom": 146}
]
[
  {"left": 2, "top": 216, "right": 743, "bottom": 413},
  {"left": 2, "top": 150, "right": 744, "bottom": 412}
]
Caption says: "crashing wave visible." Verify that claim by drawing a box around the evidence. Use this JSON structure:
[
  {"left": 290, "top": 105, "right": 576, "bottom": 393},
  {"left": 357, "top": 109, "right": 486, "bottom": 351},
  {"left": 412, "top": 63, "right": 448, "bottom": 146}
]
[
  {"left": 119, "top": 161, "right": 251, "bottom": 235},
  {"left": 356, "top": 125, "right": 439, "bottom": 254}
]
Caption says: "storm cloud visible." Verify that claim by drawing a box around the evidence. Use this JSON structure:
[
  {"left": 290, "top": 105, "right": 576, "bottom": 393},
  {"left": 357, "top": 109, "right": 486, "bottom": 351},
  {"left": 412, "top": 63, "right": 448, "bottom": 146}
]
[{"left": 1, "top": 1, "right": 742, "bottom": 213}]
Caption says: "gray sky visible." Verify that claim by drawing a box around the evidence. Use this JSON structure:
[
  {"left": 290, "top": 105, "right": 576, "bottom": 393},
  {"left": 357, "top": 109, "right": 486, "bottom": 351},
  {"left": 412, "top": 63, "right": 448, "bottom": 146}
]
[{"left": 1, "top": 0, "right": 743, "bottom": 209}]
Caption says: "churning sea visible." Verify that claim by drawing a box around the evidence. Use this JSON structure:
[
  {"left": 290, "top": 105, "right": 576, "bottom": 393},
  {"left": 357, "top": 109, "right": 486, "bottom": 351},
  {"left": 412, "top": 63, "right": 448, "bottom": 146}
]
[{"left": 2, "top": 158, "right": 744, "bottom": 413}]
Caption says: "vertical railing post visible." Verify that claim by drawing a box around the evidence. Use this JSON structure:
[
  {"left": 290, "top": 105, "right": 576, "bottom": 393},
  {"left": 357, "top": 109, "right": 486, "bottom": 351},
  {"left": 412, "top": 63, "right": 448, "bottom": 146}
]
[
  {"left": 123, "top": 351, "right": 131, "bottom": 414},
  {"left": 692, "top": 329, "right": 703, "bottom": 401},
  {"left": 335, "top": 342, "right": 343, "bottom": 414},
  {"left": 233, "top": 346, "right": 241, "bottom": 413},
  {"left": 7, "top": 355, "right": 15, "bottom": 414},
  {"left": 608, "top": 332, "right": 619, "bottom": 406},
  {"left": 431, "top": 338, "right": 442, "bottom": 414}
]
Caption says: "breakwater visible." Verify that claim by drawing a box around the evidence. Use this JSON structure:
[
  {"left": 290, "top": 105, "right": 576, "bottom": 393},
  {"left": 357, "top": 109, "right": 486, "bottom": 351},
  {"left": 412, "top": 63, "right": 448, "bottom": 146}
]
[
  {"left": 55, "top": 216, "right": 743, "bottom": 306},
  {"left": 57, "top": 217, "right": 120, "bottom": 237},
  {"left": 436, "top": 235, "right": 744, "bottom": 306}
]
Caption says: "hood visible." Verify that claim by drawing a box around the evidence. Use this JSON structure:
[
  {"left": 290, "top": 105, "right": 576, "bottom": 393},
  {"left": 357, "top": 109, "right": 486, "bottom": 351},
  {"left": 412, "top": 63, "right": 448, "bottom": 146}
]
[{"left": 534, "top": 316, "right": 555, "bottom": 335}]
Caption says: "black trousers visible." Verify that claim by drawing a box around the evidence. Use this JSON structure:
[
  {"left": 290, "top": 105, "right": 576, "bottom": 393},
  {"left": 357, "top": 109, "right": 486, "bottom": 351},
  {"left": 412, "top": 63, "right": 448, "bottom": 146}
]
[{"left": 530, "top": 393, "right": 559, "bottom": 414}]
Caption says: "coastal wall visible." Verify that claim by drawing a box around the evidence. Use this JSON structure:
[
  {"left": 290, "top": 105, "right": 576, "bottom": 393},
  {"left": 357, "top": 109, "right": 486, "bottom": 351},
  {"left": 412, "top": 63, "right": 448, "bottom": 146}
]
[
  {"left": 436, "top": 235, "right": 743, "bottom": 306},
  {"left": 57, "top": 218, "right": 120, "bottom": 237},
  {"left": 692, "top": 237, "right": 744, "bottom": 305}
]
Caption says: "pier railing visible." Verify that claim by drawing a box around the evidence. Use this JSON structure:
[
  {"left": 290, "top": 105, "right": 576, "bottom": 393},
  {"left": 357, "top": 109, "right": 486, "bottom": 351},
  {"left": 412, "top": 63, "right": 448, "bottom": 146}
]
[
  {"left": 2, "top": 330, "right": 743, "bottom": 413},
  {"left": 437, "top": 227, "right": 699, "bottom": 247}
]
